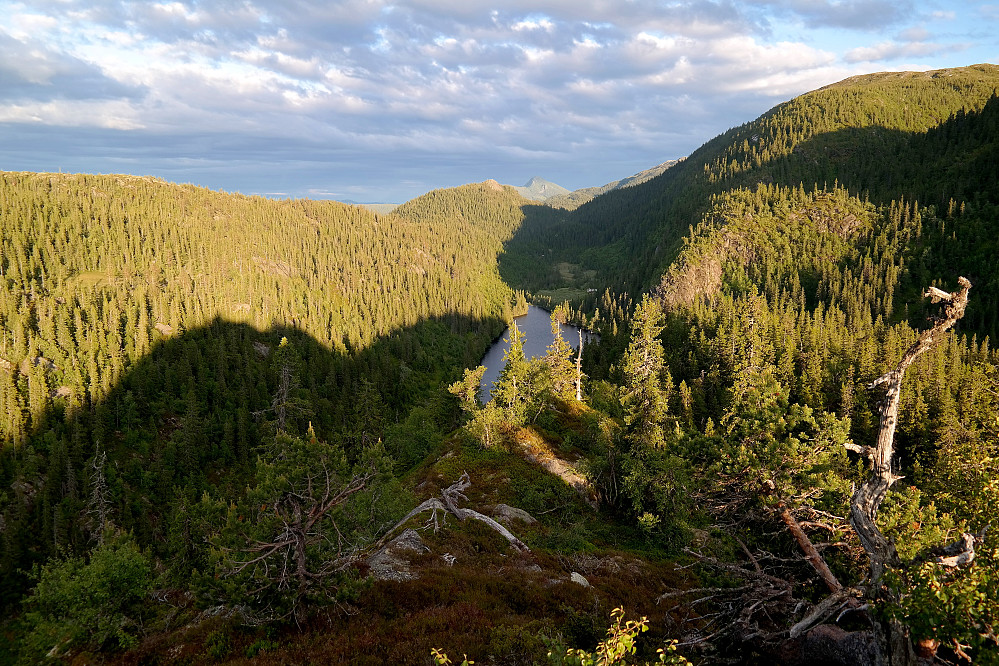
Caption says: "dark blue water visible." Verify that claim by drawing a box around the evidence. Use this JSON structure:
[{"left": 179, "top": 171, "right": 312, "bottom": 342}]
[{"left": 478, "top": 305, "right": 593, "bottom": 401}]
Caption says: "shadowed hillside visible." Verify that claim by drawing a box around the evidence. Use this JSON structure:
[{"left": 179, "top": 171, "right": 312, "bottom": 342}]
[
  {"left": 499, "top": 64, "right": 999, "bottom": 341},
  {"left": 4, "top": 314, "right": 688, "bottom": 665},
  {"left": 0, "top": 173, "right": 530, "bottom": 608}
]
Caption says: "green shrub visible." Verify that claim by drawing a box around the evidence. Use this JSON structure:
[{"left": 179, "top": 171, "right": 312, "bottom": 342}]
[
  {"left": 554, "top": 607, "right": 692, "bottom": 666},
  {"left": 205, "top": 628, "right": 231, "bottom": 661},
  {"left": 19, "top": 532, "right": 153, "bottom": 662},
  {"left": 245, "top": 637, "right": 281, "bottom": 658}
]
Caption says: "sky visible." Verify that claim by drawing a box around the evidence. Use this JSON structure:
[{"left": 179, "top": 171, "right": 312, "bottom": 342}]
[{"left": 1, "top": 1, "right": 996, "bottom": 203}]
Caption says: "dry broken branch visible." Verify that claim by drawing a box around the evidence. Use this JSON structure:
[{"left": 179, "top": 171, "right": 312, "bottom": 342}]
[
  {"left": 376, "top": 473, "right": 530, "bottom": 553},
  {"left": 788, "top": 588, "right": 863, "bottom": 639},
  {"left": 779, "top": 502, "right": 844, "bottom": 594}
]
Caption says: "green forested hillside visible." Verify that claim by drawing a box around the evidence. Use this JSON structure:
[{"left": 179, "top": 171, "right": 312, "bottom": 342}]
[
  {"left": 491, "top": 65, "right": 999, "bottom": 664},
  {"left": 0, "top": 174, "right": 530, "bottom": 608},
  {"left": 539, "top": 67, "right": 999, "bottom": 664}
]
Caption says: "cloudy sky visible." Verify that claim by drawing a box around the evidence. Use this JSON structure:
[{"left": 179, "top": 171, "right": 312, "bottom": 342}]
[{"left": 1, "top": 1, "right": 996, "bottom": 202}]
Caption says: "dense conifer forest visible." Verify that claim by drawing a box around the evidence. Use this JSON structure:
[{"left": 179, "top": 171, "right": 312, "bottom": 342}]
[{"left": 2, "top": 64, "right": 999, "bottom": 665}]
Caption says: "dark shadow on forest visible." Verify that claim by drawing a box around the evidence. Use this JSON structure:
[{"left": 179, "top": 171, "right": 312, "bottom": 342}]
[{"left": 0, "top": 310, "right": 505, "bottom": 606}]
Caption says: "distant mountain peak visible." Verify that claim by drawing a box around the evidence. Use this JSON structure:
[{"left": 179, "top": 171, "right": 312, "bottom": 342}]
[{"left": 511, "top": 177, "right": 570, "bottom": 201}]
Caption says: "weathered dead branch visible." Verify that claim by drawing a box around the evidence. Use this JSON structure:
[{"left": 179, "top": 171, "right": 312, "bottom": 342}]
[
  {"left": 788, "top": 588, "right": 863, "bottom": 639},
  {"left": 839, "top": 277, "right": 977, "bottom": 666},
  {"left": 225, "top": 462, "right": 376, "bottom": 624},
  {"left": 675, "top": 280, "right": 976, "bottom": 663},
  {"left": 779, "top": 502, "right": 844, "bottom": 594},
  {"left": 376, "top": 473, "right": 530, "bottom": 553}
]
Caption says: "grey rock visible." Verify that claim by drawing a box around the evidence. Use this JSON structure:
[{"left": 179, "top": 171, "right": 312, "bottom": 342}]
[
  {"left": 366, "top": 529, "right": 428, "bottom": 582},
  {"left": 493, "top": 503, "right": 538, "bottom": 525},
  {"left": 776, "top": 625, "right": 882, "bottom": 666}
]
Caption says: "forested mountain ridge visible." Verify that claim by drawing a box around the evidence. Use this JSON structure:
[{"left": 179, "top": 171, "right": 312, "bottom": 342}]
[
  {"left": 500, "top": 64, "right": 999, "bottom": 326},
  {"left": 493, "top": 64, "right": 999, "bottom": 664},
  {"left": 579, "top": 66, "right": 999, "bottom": 664}
]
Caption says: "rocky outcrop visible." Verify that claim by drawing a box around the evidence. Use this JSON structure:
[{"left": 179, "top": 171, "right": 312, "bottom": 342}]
[{"left": 366, "top": 528, "right": 429, "bottom": 582}]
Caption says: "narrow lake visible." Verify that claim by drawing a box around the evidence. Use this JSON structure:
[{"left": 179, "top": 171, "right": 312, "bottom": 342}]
[{"left": 478, "top": 304, "right": 595, "bottom": 402}]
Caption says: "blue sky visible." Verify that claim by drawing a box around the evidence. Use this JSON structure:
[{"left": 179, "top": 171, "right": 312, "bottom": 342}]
[{"left": 1, "top": 1, "right": 996, "bottom": 203}]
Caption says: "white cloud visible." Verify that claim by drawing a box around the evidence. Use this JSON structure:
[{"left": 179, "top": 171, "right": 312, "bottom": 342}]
[
  {"left": 0, "top": 99, "right": 143, "bottom": 129},
  {"left": 0, "top": 0, "right": 993, "bottom": 201},
  {"left": 512, "top": 17, "right": 555, "bottom": 32},
  {"left": 3, "top": 11, "right": 59, "bottom": 41},
  {"left": 844, "top": 39, "right": 956, "bottom": 63},
  {"left": 152, "top": 2, "right": 200, "bottom": 22}
]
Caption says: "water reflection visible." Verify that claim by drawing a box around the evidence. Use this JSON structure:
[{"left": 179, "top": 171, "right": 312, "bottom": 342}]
[{"left": 478, "top": 305, "right": 595, "bottom": 402}]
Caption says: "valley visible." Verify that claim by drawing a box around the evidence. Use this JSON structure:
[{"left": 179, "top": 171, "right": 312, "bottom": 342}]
[{"left": 2, "top": 64, "right": 999, "bottom": 665}]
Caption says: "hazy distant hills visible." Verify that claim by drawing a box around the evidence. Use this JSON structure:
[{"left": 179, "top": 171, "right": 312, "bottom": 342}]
[
  {"left": 334, "top": 160, "right": 683, "bottom": 214},
  {"left": 543, "top": 160, "right": 682, "bottom": 210},
  {"left": 507, "top": 160, "right": 682, "bottom": 209}
]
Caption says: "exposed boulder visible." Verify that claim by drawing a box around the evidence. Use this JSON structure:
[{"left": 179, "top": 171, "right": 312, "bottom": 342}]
[
  {"left": 492, "top": 503, "right": 537, "bottom": 526},
  {"left": 366, "top": 528, "right": 428, "bottom": 582},
  {"left": 776, "top": 625, "right": 882, "bottom": 666}
]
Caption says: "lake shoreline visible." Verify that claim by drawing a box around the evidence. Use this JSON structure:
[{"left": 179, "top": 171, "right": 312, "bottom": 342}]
[{"left": 476, "top": 304, "right": 595, "bottom": 402}]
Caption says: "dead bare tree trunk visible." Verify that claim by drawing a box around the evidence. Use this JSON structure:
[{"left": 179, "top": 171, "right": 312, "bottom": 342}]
[
  {"left": 576, "top": 329, "right": 584, "bottom": 402},
  {"left": 86, "top": 446, "right": 112, "bottom": 544},
  {"left": 376, "top": 473, "right": 530, "bottom": 553},
  {"left": 229, "top": 464, "right": 375, "bottom": 623},
  {"left": 850, "top": 277, "right": 971, "bottom": 588},
  {"left": 848, "top": 277, "right": 973, "bottom": 665}
]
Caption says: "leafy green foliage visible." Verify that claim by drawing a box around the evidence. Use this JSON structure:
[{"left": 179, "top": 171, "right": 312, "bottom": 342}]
[
  {"left": 449, "top": 311, "right": 586, "bottom": 449},
  {"left": 886, "top": 542, "right": 999, "bottom": 664},
  {"left": 553, "top": 607, "right": 691, "bottom": 666},
  {"left": 19, "top": 531, "right": 152, "bottom": 661},
  {"left": 431, "top": 647, "right": 475, "bottom": 665},
  {"left": 433, "top": 608, "right": 692, "bottom": 666}
]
